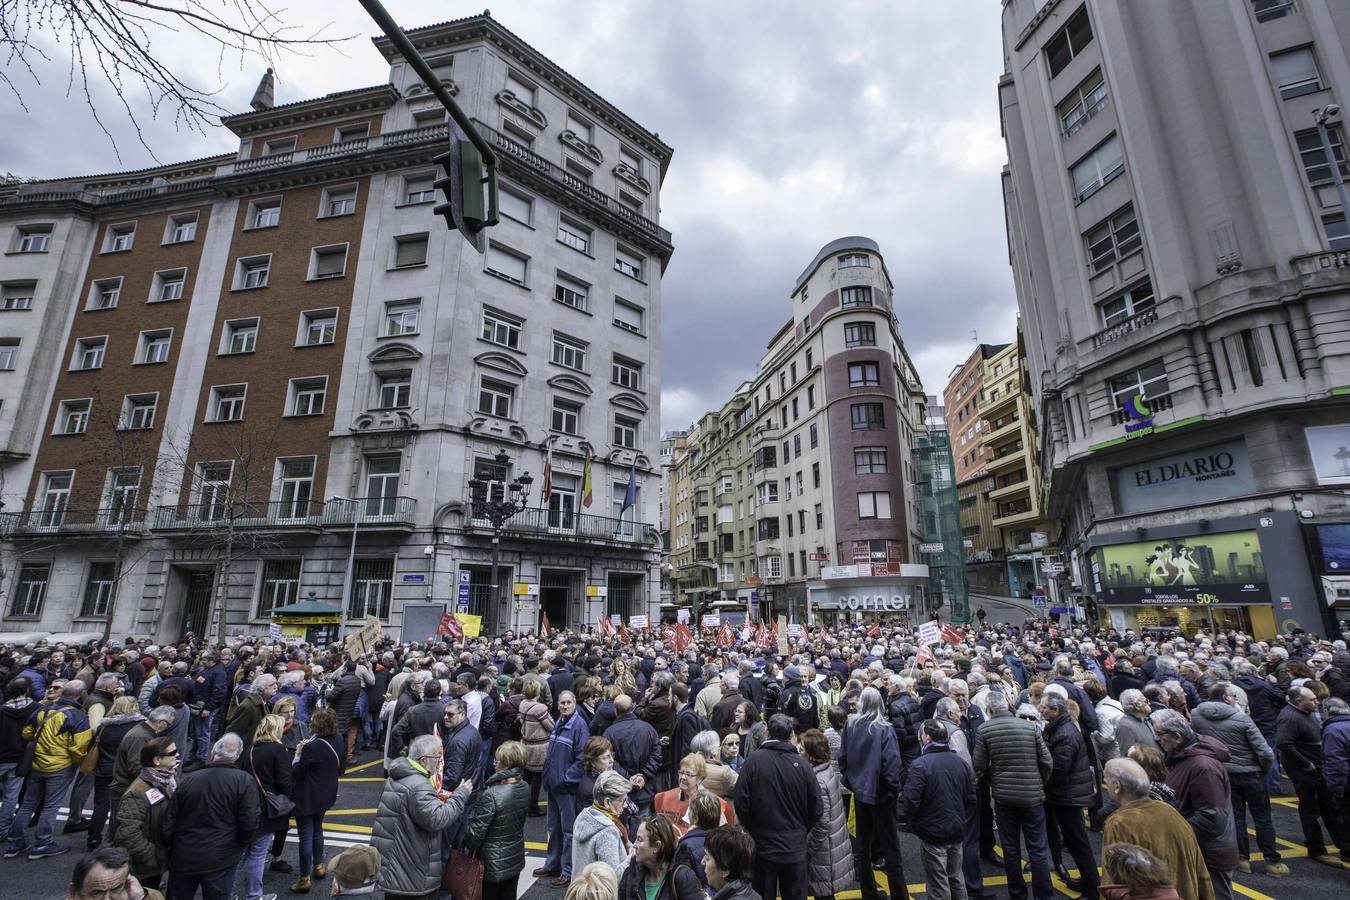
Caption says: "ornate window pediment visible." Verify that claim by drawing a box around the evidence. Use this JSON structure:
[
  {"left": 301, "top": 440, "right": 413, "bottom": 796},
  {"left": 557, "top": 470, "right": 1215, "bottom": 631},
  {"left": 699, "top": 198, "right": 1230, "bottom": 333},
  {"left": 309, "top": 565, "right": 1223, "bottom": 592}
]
[
  {"left": 475, "top": 351, "right": 528, "bottom": 377},
  {"left": 610, "top": 392, "right": 648, "bottom": 413},
  {"left": 614, "top": 163, "right": 651, "bottom": 195},
  {"left": 548, "top": 373, "right": 592, "bottom": 396},
  {"left": 560, "top": 131, "right": 603, "bottom": 167},
  {"left": 407, "top": 80, "right": 458, "bottom": 98},
  {"left": 495, "top": 91, "right": 546, "bottom": 130},
  {"left": 369, "top": 342, "right": 421, "bottom": 364}
]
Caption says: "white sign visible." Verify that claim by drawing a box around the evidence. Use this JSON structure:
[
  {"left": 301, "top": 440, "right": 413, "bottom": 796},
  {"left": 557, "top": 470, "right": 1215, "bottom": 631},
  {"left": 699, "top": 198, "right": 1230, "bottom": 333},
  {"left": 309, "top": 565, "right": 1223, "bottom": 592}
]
[
  {"left": 267, "top": 623, "right": 282, "bottom": 640},
  {"left": 1030, "top": 532, "right": 1049, "bottom": 548},
  {"left": 629, "top": 614, "right": 649, "bottom": 629},
  {"left": 702, "top": 614, "right": 721, "bottom": 628},
  {"left": 822, "top": 565, "right": 862, "bottom": 580},
  {"left": 918, "top": 621, "right": 941, "bottom": 646},
  {"left": 610, "top": 613, "right": 622, "bottom": 625},
  {"left": 919, "top": 542, "right": 944, "bottom": 554},
  {"left": 1041, "top": 561, "right": 1066, "bottom": 575},
  {"left": 676, "top": 608, "right": 690, "bottom": 624},
  {"left": 787, "top": 623, "right": 805, "bottom": 639}
]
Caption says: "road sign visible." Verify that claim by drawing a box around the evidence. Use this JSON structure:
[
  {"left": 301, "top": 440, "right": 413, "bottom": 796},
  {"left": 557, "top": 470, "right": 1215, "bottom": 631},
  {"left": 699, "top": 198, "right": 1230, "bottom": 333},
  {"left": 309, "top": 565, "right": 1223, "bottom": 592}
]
[
  {"left": 456, "top": 571, "right": 471, "bottom": 613},
  {"left": 1031, "top": 588, "right": 1048, "bottom": 608},
  {"left": 1040, "top": 561, "right": 1066, "bottom": 575}
]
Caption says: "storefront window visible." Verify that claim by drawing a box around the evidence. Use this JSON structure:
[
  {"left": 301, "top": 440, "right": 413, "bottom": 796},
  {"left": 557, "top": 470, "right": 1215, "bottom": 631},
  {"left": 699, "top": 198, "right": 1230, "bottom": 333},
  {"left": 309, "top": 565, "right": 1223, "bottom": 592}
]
[{"left": 1116, "top": 605, "right": 1252, "bottom": 637}]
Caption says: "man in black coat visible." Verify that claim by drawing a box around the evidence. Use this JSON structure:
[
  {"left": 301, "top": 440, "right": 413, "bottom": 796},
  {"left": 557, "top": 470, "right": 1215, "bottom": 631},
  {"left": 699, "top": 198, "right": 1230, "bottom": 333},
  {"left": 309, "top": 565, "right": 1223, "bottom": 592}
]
[
  {"left": 442, "top": 699, "right": 484, "bottom": 788},
  {"left": 903, "top": 720, "right": 977, "bottom": 900},
  {"left": 604, "top": 694, "right": 662, "bottom": 811},
  {"left": 1276, "top": 685, "right": 1344, "bottom": 866},
  {"left": 660, "top": 683, "right": 709, "bottom": 792},
  {"left": 1236, "top": 664, "right": 1285, "bottom": 794},
  {"left": 733, "top": 714, "right": 821, "bottom": 900},
  {"left": 1042, "top": 696, "right": 1100, "bottom": 898},
  {"left": 1050, "top": 658, "right": 1100, "bottom": 733},
  {"left": 390, "top": 678, "right": 446, "bottom": 759},
  {"left": 547, "top": 659, "right": 574, "bottom": 719},
  {"left": 328, "top": 661, "right": 365, "bottom": 756},
  {"left": 885, "top": 674, "right": 924, "bottom": 773},
  {"left": 162, "top": 733, "right": 261, "bottom": 899},
  {"left": 777, "top": 666, "right": 818, "bottom": 734}
]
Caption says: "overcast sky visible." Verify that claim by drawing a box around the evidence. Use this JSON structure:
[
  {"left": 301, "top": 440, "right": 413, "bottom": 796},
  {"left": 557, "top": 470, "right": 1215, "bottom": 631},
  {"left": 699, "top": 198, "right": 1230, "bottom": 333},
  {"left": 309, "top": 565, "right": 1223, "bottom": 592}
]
[{"left": 1, "top": 1, "right": 1019, "bottom": 432}]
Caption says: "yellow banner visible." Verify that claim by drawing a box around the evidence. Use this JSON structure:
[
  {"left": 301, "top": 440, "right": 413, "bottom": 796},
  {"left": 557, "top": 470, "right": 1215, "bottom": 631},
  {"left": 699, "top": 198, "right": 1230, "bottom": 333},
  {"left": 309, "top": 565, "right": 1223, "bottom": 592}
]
[
  {"left": 280, "top": 625, "right": 308, "bottom": 637},
  {"left": 456, "top": 613, "right": 483, "bottom": 638}
]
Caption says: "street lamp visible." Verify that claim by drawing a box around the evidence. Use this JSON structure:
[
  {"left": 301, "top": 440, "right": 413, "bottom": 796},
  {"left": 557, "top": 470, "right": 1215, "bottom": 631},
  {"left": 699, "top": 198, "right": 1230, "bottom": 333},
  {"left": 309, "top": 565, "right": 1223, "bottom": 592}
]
[
  {"left": 1313, "top": 105, "right": 1350, "bottom": 243},
  {"left": 467, "top": 450, "right": 533, "bottom": 635},
  {"left": 329, "top": 495, "right": 361, "bottom": 639}
]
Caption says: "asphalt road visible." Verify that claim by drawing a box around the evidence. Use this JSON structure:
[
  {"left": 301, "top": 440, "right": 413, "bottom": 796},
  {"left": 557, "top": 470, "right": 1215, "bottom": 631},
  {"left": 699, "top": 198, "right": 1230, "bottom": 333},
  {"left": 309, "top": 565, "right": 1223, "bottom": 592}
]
[{"left": 8, "top": 746, "right": 1347, "bottom": 900}]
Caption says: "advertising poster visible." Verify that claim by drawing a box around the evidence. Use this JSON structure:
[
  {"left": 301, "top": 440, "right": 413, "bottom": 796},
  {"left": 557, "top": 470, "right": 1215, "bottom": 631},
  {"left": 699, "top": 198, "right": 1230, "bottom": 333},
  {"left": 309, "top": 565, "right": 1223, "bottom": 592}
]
[
  {"left": 1095, "top": 530, "right": 1268, "bottom": 605},
  {"left": 1314, "top": 523, "right": 1350, "bottom": 573}
]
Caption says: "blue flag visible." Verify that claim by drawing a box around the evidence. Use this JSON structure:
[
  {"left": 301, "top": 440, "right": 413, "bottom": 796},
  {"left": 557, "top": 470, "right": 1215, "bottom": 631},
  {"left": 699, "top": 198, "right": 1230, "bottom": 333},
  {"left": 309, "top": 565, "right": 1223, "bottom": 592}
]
[{"left": 620, "top": 461, "right": 638, "bottom": 514}]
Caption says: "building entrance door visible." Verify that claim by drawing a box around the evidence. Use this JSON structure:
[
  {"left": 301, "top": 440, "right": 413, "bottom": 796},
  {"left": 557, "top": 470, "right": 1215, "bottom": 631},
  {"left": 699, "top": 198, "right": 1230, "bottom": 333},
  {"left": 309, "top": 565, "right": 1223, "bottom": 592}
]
[
  {"left": 540, "top": 569, "right": 578, "bottom": 629},
  {"left": 182, "top": 570, "right": 214, "bottom": 639}
]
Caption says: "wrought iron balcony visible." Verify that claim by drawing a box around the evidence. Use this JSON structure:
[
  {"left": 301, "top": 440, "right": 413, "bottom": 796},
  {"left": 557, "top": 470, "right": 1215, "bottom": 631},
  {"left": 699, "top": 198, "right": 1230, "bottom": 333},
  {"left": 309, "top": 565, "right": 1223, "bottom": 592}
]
[
  {"left": 153, "top": 500, "right": 326, "bottom": 531},
  {"left": 321, "top": 496, "right": 417, "bottom": 528},
  {"left": 464, "top": 505, "right": 650, "bottom": 546},
  {"left": 0, "top": 507, "right": 147, "bottom": 537},
  {"left": 1091, "top": 308, "right": 1160, "bottom": 350}
]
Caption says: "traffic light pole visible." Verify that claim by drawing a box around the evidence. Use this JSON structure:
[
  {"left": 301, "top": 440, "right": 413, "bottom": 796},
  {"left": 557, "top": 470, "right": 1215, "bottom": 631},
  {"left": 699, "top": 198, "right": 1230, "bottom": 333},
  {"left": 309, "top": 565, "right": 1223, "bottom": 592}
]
[{"left": 358, "top": 0, "right": 499, "bottom": 206}]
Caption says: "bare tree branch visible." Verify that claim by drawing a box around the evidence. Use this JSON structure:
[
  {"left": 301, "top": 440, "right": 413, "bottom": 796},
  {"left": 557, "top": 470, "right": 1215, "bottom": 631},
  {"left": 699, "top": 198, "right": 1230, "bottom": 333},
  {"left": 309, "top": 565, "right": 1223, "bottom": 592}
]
[{"left": 0, "top": 0, "right": 354, "bottom": 161}]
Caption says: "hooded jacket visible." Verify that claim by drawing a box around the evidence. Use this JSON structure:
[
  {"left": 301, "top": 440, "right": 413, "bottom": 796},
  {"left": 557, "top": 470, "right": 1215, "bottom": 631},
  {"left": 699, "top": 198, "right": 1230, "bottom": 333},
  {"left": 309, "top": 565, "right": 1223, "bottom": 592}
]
[
  {"left": 24, "top": 698, "right": 93, "bottom": 773},
  {"left": 0, "top": 696, "right": 37, "bottom": 764},
  {"left": 1165, "top": 735, "right": 1238, "bottom": 870},
  {"left": 572, "top": 802, "right": 630, "bottom": 880},
  {"left": 733, "top": 739, "right": 822, "bottom": 863},
  {"left": 371, "top": 757, "right": 472, "bottom": 897},
  {"left": 1190, "top": 702, "right": 1273, "bottom": 775},
  {"left": 1321, "top": 711, "right": 1350, "bottom": 799},
  {"left": 807, "top": 761, "right": 855, "bottom": 895}
]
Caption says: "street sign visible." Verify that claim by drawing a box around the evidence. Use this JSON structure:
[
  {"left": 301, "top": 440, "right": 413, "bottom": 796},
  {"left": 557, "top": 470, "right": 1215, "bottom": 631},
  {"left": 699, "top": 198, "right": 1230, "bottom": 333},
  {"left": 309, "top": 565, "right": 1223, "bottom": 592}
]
[
  {"left": 401, "top": 573, "right": 426, "bottom": 584},
  {"left": 1031, "top": 588, "right": 1048, "bottom": 608},
  {"left": 456, "top": 571, "right": 471, "bottom": 614},
  {"left": 809, "top": 553, "right": 830, "bottom": 561},
  {"left": 1040, "top": 561, "right": 1066, "bottom": 575},
  {"left": 919, "top": 542, "right": 944, "bottom": 554}
]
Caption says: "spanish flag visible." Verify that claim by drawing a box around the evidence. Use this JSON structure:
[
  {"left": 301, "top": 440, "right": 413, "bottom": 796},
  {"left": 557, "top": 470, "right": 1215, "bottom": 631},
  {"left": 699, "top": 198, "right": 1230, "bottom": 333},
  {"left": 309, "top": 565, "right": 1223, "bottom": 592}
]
[{"left": 582, "top": 447, "right": 593, "bottom": 508}]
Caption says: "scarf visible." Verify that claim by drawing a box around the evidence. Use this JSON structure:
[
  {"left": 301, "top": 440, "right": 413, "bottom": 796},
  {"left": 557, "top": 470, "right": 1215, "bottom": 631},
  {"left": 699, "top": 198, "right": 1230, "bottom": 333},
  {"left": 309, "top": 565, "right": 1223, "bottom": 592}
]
[
  {"left": 138, "top": 765, "right": 176, "bottom": 794},
  {"left": 594, "top": 803, "right": 631, "bottom": 850}
]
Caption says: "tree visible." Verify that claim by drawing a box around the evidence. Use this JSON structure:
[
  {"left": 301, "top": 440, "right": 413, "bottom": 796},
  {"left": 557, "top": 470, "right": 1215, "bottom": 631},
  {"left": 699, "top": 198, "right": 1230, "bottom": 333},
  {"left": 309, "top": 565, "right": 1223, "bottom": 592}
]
[{"left": 1, "top": 0, "right": 351, "bottom": 157}]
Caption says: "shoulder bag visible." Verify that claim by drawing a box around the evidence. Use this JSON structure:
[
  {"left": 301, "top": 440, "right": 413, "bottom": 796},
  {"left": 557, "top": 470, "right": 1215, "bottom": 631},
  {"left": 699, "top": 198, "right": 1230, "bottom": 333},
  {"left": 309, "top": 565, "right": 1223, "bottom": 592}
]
[
  {"left": 250, "top": 747, "right": 295, "bottom": 819},
  {"left": 79, "top": 723, "right": 105, "bottom": 774},
  {"left": 441, "top": 847, "right": 484, "bottom": 900}
]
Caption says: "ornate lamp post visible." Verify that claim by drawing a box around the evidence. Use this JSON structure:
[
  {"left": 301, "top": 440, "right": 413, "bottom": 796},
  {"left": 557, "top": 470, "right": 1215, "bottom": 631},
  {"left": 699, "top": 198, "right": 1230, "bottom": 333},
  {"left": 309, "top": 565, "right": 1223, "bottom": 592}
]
[{"left": 467, "top": 450, "right": 532, "bottom": 635}]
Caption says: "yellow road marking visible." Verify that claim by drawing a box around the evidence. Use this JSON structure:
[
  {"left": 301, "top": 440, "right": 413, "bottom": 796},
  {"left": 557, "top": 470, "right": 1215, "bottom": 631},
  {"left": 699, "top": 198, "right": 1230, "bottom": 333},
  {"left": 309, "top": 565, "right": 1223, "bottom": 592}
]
[
  {"left": 338, "top": 777, "right": 386, "bottom": 782},
  {"left": 322, "top": 808, "right": 378, "bottom": 816},
  {"left": 1231, "top": 883, "right": 1277, "bottom": 900},
  {"left": 344, "top": 758, "right": 385, "bottom": 773}
]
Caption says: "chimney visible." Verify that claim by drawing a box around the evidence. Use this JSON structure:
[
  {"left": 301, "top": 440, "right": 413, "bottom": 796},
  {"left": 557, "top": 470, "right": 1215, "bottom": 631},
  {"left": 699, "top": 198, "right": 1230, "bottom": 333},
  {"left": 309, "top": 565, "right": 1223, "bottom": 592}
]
[{"left": 250, "top": 68, "right": 276, "bottom": 112}]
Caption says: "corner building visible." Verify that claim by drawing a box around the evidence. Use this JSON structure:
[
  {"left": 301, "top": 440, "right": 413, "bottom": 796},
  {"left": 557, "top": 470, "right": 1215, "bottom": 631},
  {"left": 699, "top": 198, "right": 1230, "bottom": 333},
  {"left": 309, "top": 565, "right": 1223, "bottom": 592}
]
[
  {"left": 670, "top": 238, "right": 929, "bottom": 626},
  {"left": 999, "top": 0, "right": 1350, "bottom": 637},
  {"left": 0, "top": 13, "right": 671, "bottom": 641}
]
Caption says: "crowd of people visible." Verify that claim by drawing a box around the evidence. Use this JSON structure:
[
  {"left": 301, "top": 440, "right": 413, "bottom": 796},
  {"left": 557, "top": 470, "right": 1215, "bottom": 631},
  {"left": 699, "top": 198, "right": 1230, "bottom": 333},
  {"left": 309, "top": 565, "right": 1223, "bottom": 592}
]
[{"left": 0, "top": 612, "right": 1348, "bottom": 900}]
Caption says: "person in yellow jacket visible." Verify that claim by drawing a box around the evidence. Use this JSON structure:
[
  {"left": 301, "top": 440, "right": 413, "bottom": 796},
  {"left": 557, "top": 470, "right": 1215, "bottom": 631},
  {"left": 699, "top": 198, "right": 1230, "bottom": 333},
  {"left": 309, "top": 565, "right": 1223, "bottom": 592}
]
[{"left": 3, "top": 680, "right": 93, "bottom": 860}]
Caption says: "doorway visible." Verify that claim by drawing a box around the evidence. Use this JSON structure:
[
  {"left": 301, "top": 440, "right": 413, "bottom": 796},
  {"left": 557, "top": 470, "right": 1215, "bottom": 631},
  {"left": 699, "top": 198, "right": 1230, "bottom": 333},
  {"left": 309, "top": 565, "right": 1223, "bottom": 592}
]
[
  {"left": 182, "top": 570, "right": 214, "bottom": 639},
  {"left": 540, "top": 569, "right": 580, "bottom": 629}
]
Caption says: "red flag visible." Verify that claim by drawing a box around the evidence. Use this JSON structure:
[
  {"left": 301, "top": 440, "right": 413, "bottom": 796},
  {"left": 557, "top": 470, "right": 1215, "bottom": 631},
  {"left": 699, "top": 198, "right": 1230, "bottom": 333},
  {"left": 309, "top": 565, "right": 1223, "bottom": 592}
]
[
  {"left": 619, "top": 622, "right": 632, "bottom": 644},
  {"left": 1104, "top": 653, "right": 1115, "bottom": 671},
  {"left": 717, "top": 622, "right": 733, "bottom": 648},
  {"left": 597, "top": 615, "right": 616, "bottom": 639},
  {"left": 437, "top": 611, "right": 462, "bottom": 641},
  {"left": 940, "top": 624, "right": 965, "bottom": 645},
  {"left": 866, "top": 622, "right": 881, "bottom": 639},
  {"left": 916, "top": 643, "right": 934, "bottom": 666},
  {"left": 673, "top": 623, "right": 693, "bottom": 654},
  {"left": 541, "top": 612, "right": 553, "bottom": 638}
]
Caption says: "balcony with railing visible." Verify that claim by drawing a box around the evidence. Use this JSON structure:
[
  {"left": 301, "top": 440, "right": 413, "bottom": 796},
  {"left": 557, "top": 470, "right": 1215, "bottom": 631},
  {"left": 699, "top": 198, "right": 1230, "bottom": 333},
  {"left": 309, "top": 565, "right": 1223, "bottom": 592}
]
[
  {"left": 152, "top": 497, "right": 416, "bottom": 532},
  {"left": 0, "top": 507, "right": 148, "bottom": 538},
  {"left": 983, "top": 412, "right": 1022, "bottom": 444},
  {"left": 464, "top": 505, "right": 650, "bottom": 546},
  {"left": 1091, "top": 307, "right": 1160, "bottom": 350},
  {"left": 1108, "top": 392, "right": 1174, "bottom": 426},
  {"left": 320, "top": 496, "right": 418, "bottom": 529}
]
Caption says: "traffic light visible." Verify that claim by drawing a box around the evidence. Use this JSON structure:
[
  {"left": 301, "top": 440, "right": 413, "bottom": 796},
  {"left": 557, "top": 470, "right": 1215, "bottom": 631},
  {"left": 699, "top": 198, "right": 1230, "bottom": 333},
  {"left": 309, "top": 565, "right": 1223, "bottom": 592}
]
[{"left": 433, "top": 120, "right": 496, "bottom": 253}]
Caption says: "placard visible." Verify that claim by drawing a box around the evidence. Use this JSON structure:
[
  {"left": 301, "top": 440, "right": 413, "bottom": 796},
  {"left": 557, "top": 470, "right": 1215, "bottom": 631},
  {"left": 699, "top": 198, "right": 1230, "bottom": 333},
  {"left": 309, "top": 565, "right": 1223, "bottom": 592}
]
[
  {"left": 456, "top": 613, "right": 483, "bottom": 638},
  {"left": 702, "top": 614, "right": 721, "bottom": 628},
  {"left": 344, "top": 614, "right": 383, "bottom": 658},
  {"left": 676, "top": 608, "right": 690, "bottom": 624},
  {"left": 787, "top": 623, "right": 804, "bottom": 640},
  {"left": 918, "top": 621, "right": 941, "bottom": 646},
  {"left": 629, "top": 614, "right": 649, "bottom": 629},
  {"left": 776, "top": 615, "right": 788, "bottom": 654}
]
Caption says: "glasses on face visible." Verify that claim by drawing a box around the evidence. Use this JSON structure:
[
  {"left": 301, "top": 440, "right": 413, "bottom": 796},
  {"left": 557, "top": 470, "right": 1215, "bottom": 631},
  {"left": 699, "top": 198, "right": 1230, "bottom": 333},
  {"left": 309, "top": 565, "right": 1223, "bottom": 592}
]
[
  {"left": 679, "top": 770, "right": 698, "bottom": 779},
  {"left": 161, "top": 749, "right": 179, "bottom": 757}
]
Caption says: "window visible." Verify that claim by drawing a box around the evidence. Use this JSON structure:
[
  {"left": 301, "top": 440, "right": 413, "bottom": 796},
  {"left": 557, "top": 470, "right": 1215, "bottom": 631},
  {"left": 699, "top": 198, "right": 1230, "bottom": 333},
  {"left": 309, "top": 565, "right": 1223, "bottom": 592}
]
[
  {"left": 854, "top": 447, "right": 888, "bottom": 474},
  {"left": 845, "top": 321, "right": 876, "bottom": 347},
  {"left": 222, "top": 318, "right": 258, "bottom": 354},
  {"left": 105, "top": 223, "right": 135, "bottom": 253},
  {"left": 812, "top": 462, "right": 821, "bottom": 488},
  {"left": 393, "top": 234, "right": 428, "bottom": 268},
  {"left": 558, "top": 218, "right": 591, "bottom": 253},
  {"left": 365, "top": 456, "right": 402, "bottom": 518},
  {"left": 1271, "top": 47, "right": 1321, "bottom": 99},
  {"left": 289, "top": 377, "right": 327, "bottom": 416},
  {"left": 807, "top": 385, "right": 817, "bottom": 408},
  {"left": 554, "top": 274, "right": 589, "bottom": 310},
  {"left": 620, "top": 146, "right": 642, "bottom": 174},
  {"left": 1253, "top": 0, "right": 1294, "bottom": 22},
  {"left": 277, "top": 458, "right": 314, "bottom": 518},
  {"left": 481, "top": 308, "right": 521, "bottom": 349},
  {"left": 551, "top": 332, "right": 587, "bottom": 370},
  {"left": 15, "top": 225, "right": 51, "bottom": 253},
  {"left": 615, "top": 247, "right": 643, "bottom": 280},
  {"left": 335, "top": 122, "right": 370, "bottom": 143},
  {"left": 209, "top": 384, "right": 247, "bottom": 422},
  {"left": 412, "top": 106, "right": 445, "bottom": 128},
  {"left": 404, "top": 174, "right": 434, "bottom": 204},
  {"left": 347, "top": 558, "right": 394, "bottom": 619},
  {"left": 322, "top": 185, "right": 357, "bottom": 217},
  {"left": 377, "top": 372, "right": 411, "bottom": 409},
  {"left": 850, "top": 402, "right": 884, "bottom": 430},
  {"left": 310, "top": 245, "right": 348, "bottom": 279},
  {"left": 137, "top": 330, "right": 171, "bottom": 364},
  {"left": 384, "top": 300, "right": 420, "bottom": 336},
  {"left": 73, "top": 337, "right": 105, "bottom": 370},
  {"left": 841, "top": 286, "right": 872, "bottom": 308},
  {"left": 236, "top": 255, "right": 270, "bottom": 289},
  {"left": 498, "top": 187, "right": 531, "bottom": 224},
  {"left": 566, "top": 112, "right": 593, "bottom": 143},
  {"left": 1071, "top": 134, "right": 1124, "bottom": 200},
  {"left": 165, "top": 213, "right": 198, "bottom": 244},
  {"left": 1086, "top": 205, "right": 1141, "bottom": 271},
  {"left": 9, "top": 564, "right": 50, "bottom": 617},
  {"left": 263, "top": 137, "right": 296, "bottom": 155},
  {"left": 1059, "top": 69, "right": 1108, "bottom": 137},
  {"left": 106, "top": 468, "right": 140, "bottom": 525},
  {"left": 757, "top": 482, "right": 779, "bottom": 504},
  {"left": 565, "top": 158, "right": 593, "bottom": 183},
  {"left": 1296, "top": 126, "right": 1348, "bottom": 184},
  {"left": 1108, "top": 359, "right": 1169, "bottom": 408},
  {"left": 300, "top": 309, "right": 337, "bottom": 346},
  {"left": 120, "top": 394, "right": 157, "bottom": 430},
  {"left": 506, "top": 72, "right": 535, "bottom": 105},
  {"left": 1, "top": 282, "right": 34, "bottom": 310},
  {"left": 486, "top": 244, "right": 528, "bottom": 285},
  {"left": 1099, "top": 278, "right": 1155, "bottom": 327},
  {"left": 257, "top": 560, "right": 301, "bottom": 618},
  {"left": 613, "top": 414, "right": 639, "bottom": 449},
  {"left": 759, "top": 554, "right": 781, "bottom": 578},
  {"left": 612, "top": 355, "right": 642, "bottom": 390},
  {"left": 793, "top": 434, "right": 802, "bottom": 456},
  {"left": 551, "top": 397, "right": 581, "bottom": 434},
  {"left": 89, "top": 278, "right": 122, "bottom": 310},
  {"left": 613, "top": 299, "right": 644, "bottom": 334},
  {"left": 815, "top": 503, "right": 823, "bottom": 529},
  {"left": 857, "top": 491, "right": 892, "bottom": 520},
  {"left": 848, "top": 362, "right": 881, "bottom": 387},
  {"left": 478, "top": 377, "right": 515, "bottom": 418},
  {"left": 58, "top": 399, "right": 90, "bottom": 434},
  {"left": 838, "top": 253, "right": 870, "bottom": 268},
  {"left": 248, "top": 198, "right": 281, "bottom": 229},
  {"left": 150, "top": 268, "right": 187, "bottom": 303},
  {"left": 196, "top": 462, "right": 233, "bottom": 521},
  {"left": 1324, "top": 212, "right": 1350, "bottom": 250},
  {"left": 809, "top": 423, "right": 818, "bottom": 448},
  {"left": 1045, "top": 5, "right": 1093, "bottom": 78}
]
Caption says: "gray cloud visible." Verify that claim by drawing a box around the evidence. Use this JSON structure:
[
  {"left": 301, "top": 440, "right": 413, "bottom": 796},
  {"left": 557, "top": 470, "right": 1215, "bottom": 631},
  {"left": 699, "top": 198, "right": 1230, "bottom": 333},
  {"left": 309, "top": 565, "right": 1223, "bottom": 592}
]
[{"left": 0, "top": 1, "right": 1018, "bottom": 431}]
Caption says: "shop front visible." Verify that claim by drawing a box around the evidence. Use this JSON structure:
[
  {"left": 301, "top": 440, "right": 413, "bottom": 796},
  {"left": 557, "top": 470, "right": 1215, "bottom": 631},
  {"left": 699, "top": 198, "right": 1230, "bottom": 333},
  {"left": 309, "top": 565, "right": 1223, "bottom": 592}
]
[
  {"left": 270, "top": 598, "right": 343, "bottom": 645},
  {"left": 806, "top": 563, "right": 929, "bottom": 627}
]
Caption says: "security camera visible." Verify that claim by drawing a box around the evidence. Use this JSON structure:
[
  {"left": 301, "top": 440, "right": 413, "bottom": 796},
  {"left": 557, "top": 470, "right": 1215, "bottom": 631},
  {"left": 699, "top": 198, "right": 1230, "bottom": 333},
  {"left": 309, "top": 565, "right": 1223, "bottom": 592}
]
[{"left": 1327, "top": 104, "right": 1342, "bottom": 118}]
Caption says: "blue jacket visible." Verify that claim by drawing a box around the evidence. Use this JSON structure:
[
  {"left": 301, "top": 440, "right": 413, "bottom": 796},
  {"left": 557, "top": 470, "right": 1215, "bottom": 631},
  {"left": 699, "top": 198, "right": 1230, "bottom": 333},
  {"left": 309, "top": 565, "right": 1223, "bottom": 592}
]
[
  {"left": 901, "top": 742, "right": 975, "bottom": 844},
  {"left": 1322, "top": 713, "right": 1350, "bottom": 799},
  {"left": 190, "top": 663, "right": 229, "bottom": 712},
  {"left": 1149, "top": 667, "right": 1200, "bottom": 710},
  {"left": 276, "top": 684, "right": 319, "bottom": 725},
  {"left": 443, "top": 719, "right": 484, "bottom": 789},
  {"left": 1236, "top": 675, "right": 1284, "bottom": 735},
  {"left": 839, "top": 720, "right": 903, "bottom": 805},
  {"left": 1003, "top": 654, "right": 1028, "bottom": 689},
  {"left": 542, "top": 711, "right": 589, "bottom": 794},
  {"left": 1052, "top": 677, "right": 1100, "bottom": 733},
  {"left": 17, "top": 667, "right": 47, "bottom": 701},
  {"left": 604, "top": 712, "right": 661, "bottom": 803}
]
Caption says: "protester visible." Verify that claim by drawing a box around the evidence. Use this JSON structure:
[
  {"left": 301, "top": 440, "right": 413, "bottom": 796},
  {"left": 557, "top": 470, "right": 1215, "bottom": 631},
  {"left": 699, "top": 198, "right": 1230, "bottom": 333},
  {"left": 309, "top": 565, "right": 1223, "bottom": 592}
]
[
  {"left": 569, "top": 862, "right": 622, "bottom": 900},
  {"left": 653, "top": 752, "right": 736, "bottom": 834},
  {"left": 66, "top": 845, "right": 164, "bottom": 900},
  {"left": 112, "top": 735, "right": 177, "bottom": 888},
  {"left": 1100, "top": 842, "right": 1183, "bottom": 900},
  {"left": 1276, "top": 683, "right": 1346, "bottom": 867},
  {"left": 703, "top": 824, "right": 763, "bottom": 900},
  {"left": 1151, "top": 711, "right": 1238, "bottom": 900},
  {"left": 800, "top": 728, "right": 853, "bottom": 900},
  {"left": 1101, "top": 759, "right": 1212, "bottom": 900},
  {"left": 904, "top": 719, "right": 975, "bottom": 900},
  {"left": 839, "top": 686, "right": 908, "bottom": 900},
  {"left": 518, "top": 678, "right": 554, "bottom": 817},
  {"left": 974, "top": 689, "right": 1053, "bottom": 900},
  {"left": 163, "top": 733, "right": 260, "bottom": 900},
  {"left": 737, "top": 713, "right": 822, "bottom": 900},
  {"left": 618, "top": 813, "right": 704, "bottom": 900},
  {"left": 466, "top": 740, "right": 532, "bottom": 900},
  {"left": 0, "top": 677, "right": 37, "bottom": 838},
  {"left": 328, "top": 844, "right": 381, "bottom": 897},
  {"left": 536, "top": 689, "right": 589, "bottom": 887},
  {"left": 290, "top": 706, "right": 345, "bottom": 893},
  {"left": 1042, "top": 694, "right": 1101, "bottom": 898},
  {"left": 5, "top": 680, "right": 93, "bottom": 859}
]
